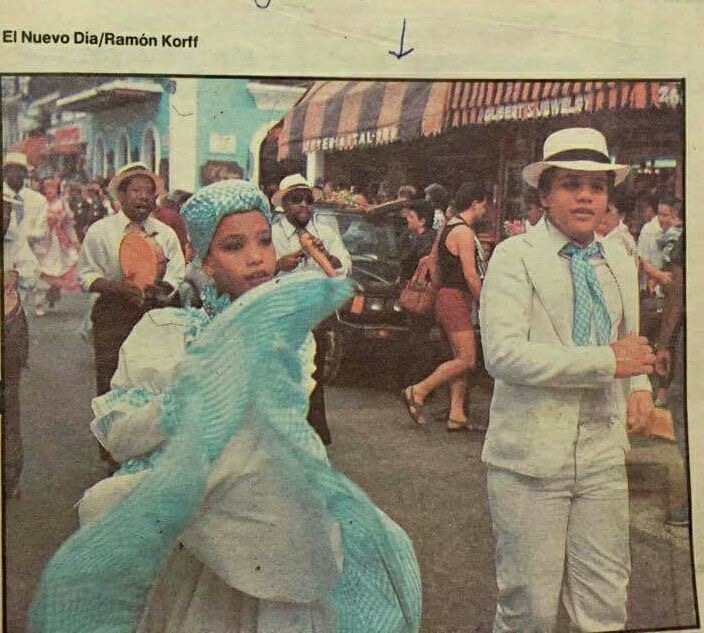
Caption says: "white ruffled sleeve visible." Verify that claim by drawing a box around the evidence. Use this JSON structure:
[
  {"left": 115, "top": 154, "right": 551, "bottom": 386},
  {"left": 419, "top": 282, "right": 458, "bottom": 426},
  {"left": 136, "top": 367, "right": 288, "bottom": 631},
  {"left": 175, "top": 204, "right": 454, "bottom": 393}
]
[{"left": 90, "top": 308, "right": 190, "bottom": 462}]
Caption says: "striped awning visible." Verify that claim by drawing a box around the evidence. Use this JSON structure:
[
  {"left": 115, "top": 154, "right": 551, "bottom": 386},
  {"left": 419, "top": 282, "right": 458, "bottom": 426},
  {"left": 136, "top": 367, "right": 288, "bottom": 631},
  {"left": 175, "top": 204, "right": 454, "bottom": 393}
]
[
  {"left": 277, "top": 81, "right": 450, "bottom": 160},
  {"left": 446, "top": 80, "right": 683, "bottom": 128}
]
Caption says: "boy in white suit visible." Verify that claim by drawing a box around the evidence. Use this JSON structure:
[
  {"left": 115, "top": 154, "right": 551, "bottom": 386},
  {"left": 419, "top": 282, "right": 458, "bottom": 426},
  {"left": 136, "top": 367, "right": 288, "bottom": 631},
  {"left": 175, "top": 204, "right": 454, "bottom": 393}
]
[{"left": 480, "top": 128, "right": 656, "bottom": 632}]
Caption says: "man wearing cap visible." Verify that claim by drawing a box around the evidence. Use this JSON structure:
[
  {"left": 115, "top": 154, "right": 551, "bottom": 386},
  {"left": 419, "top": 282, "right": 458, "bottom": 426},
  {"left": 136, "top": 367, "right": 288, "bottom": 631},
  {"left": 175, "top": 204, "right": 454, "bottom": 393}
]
[
  {"left": 78, "top": 162, "right": 185, "bottom": 397},
  {"left": 3, "top": 152, "right": 48, "bottom": 244},
  {"left": 271, "top": 174, "right": 351, "bottom": 446},
  {"left": 479, "top": 128, "right": 655, "bottom": 632}
]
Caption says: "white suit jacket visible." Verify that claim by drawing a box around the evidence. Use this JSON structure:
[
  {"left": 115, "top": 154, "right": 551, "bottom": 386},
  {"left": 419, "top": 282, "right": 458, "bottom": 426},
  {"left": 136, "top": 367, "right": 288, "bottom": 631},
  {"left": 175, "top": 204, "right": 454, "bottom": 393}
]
[{"left": 479, "top": 219, "right": 651, "bottom": 477}]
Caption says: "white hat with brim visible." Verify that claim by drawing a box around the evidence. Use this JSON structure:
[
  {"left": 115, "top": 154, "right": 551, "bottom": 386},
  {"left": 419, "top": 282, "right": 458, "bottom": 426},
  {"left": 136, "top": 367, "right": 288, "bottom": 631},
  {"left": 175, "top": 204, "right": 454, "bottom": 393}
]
[
  {"left": 271, "top": 173, "right": 322, "bottom": 207},
  {"left": 108, "top": 161, "right": 164, "bottom": 197},
  {"left": 3, "top": 152, "right": 30, "bottom": 169},
  {"left": 522, "top": 127, "right": 629, "bottom": 189}
]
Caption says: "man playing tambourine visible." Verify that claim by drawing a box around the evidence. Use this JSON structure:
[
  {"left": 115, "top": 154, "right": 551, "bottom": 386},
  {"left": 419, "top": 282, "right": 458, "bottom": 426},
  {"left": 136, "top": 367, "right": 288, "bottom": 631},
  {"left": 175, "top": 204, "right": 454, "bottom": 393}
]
[{"left": 78, "top": 163, "right": 185, "bottom": 401}]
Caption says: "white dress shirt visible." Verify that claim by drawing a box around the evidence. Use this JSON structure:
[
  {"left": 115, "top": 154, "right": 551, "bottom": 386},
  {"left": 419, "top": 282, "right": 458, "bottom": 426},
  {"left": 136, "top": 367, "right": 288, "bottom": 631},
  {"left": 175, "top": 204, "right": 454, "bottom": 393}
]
[
  {"left": 601, "top": 220, "right": 638, "bottom": 265},
  {"left": 3, "top": 182, "right": 48, "bottom": 242},
  {"left": 78, "top": 211, "right": 186, "bottom": 292},
  {"left": 272, "top": 216, "right": 352, "bottom": 276},
  {"left": 637, "top": 215, "right": 666, "bottom": 293},
  {"left": 4, "top": 225, "right": 40, "bottom": 300}
]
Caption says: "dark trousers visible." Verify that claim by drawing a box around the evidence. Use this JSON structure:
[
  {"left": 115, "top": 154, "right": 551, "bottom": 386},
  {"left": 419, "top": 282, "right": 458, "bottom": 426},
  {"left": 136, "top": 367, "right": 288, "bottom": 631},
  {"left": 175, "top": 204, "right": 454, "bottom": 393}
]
[
  {"left": 91, "top": 295, "right": 149, "bottom": 469},
  {"left": 669, "top": 329, "right": 687, "bottom": 490},
  {"left": 3, "top": 366, "right": 23, "bottom": 493},
  {"left": 640, "top": 294, "right": 675, "bottom": 390},
  {"left": 2, "top": 308, "right": 28, "bottom": 493},
  {"left": 91, "top": 295, "right": 148, "bottom": 396},
  {"left": 308, "top": 329, "right": 332, "bottom": 446}
]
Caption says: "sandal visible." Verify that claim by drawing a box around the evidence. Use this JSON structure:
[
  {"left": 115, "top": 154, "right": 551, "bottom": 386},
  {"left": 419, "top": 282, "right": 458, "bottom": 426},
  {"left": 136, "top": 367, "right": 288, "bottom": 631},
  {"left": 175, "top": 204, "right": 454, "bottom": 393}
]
[
  {"left": 447, "top": 418, "right": 487, "bottom": 433},
  {"left": 402, "top": 386, "right": 427, "bottom": 426}
]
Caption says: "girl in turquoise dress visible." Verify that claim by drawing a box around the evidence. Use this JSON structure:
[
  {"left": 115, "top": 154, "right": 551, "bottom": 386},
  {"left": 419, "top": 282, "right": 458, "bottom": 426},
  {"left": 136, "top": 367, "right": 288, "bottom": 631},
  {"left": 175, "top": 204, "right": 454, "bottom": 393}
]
[{"left": 31, "top": 179, "right": 421, "bottom": 633}]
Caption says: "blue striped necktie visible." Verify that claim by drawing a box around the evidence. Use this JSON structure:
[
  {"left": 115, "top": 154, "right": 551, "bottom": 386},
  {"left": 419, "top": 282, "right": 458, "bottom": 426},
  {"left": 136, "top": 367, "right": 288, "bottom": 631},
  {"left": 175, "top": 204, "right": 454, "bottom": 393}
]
[{"left": 560, "top": 241, "right": 612, "bottom": 346}]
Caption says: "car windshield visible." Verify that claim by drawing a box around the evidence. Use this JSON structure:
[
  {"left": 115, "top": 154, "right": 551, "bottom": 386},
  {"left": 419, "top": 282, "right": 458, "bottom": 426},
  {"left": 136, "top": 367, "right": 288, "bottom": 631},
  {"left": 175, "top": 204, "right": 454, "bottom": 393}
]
[{"left": 313, "top": 208, "right": 407, "bottom": 264}]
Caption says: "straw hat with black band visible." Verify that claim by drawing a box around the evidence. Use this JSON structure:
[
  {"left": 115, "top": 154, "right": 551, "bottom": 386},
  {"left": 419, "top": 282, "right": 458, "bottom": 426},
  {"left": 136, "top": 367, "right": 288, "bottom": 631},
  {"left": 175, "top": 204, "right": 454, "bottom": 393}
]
[
  {"left": 108, "top": 162, "right": 165, "bottom": 198},
  {"left": 522, "top": 127, "right": 629, "bottom": 189},
  {"left": 271, "top": 174, "right": 322, "bottom": 207}
]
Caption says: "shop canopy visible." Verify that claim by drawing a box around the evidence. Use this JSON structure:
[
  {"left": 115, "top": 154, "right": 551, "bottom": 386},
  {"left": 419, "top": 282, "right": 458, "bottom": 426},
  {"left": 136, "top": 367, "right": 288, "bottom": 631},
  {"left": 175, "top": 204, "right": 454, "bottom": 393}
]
[
  {"left": 445, "top": 80, "right": 682, "bottom": 128},
  {"left": 277, "top": 80, "right": 450, "bottom": 160}
]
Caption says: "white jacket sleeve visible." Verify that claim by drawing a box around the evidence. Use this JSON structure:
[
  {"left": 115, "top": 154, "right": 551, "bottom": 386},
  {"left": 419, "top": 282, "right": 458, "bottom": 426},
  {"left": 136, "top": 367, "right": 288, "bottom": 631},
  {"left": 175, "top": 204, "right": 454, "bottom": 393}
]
[{"left": 479, "top": 242, "right": 616, "bottom": 389}]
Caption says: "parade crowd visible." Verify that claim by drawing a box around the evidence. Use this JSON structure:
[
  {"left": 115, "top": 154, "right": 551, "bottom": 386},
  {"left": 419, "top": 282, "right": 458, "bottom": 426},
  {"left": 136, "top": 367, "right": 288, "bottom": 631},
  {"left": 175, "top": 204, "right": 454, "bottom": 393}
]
[{"left": 2, "top": 125, "right": 688, "bottom": 632}]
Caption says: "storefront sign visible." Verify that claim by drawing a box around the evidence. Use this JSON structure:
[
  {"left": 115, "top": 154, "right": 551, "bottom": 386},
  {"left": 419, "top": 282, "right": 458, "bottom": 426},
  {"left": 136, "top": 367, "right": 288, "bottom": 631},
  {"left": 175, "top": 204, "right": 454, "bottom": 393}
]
[
  {"left": 482, "top": 94, "right": 594, "bottom": 124},
  {"left": 302, "top": 125, "right": 399, "bottom": 154},
  {"left": 479, "top": 83, "right": 681, "bottom": 125}
]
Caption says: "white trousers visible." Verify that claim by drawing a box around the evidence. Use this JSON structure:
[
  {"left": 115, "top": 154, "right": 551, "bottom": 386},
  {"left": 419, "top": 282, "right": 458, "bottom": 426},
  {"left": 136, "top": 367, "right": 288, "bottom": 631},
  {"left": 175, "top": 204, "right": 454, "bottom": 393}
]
[{"left": 487, "top": 421, "right": 630, "bottom": 633}]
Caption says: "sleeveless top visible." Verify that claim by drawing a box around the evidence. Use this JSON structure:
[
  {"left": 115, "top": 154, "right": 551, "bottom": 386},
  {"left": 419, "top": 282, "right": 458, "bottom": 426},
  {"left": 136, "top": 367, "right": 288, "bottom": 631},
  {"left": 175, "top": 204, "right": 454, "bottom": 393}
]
[{"left": 437, "top": 218, "right": 486, "bottom": 292}]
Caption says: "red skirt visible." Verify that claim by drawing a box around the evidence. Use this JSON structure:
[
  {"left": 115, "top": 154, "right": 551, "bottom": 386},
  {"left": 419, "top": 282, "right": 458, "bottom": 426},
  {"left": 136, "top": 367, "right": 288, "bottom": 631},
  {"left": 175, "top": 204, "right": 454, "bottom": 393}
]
[{"left": 435, "top": 287, "right": 473, "bottom": 333}]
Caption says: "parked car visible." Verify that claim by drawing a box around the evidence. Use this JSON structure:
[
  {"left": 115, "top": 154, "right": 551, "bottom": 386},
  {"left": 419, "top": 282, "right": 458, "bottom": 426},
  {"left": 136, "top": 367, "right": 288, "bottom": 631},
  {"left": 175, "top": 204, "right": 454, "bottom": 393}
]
[{"left": 309, "top": 204, "right": 445, "bottom": 384}]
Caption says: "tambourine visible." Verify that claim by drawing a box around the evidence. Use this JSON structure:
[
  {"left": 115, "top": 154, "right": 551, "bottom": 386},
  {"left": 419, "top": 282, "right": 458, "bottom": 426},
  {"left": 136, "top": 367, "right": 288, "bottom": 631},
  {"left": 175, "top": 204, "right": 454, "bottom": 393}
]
[{"left": 118, "top": 231, "right": 168, "bottom": 290}]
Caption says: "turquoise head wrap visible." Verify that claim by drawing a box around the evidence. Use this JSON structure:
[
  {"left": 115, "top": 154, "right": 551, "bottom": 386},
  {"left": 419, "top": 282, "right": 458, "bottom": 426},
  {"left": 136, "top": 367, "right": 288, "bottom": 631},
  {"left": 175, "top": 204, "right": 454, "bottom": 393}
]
[{"left": 181, "top": 179, "right": 272, "bottom": 262}]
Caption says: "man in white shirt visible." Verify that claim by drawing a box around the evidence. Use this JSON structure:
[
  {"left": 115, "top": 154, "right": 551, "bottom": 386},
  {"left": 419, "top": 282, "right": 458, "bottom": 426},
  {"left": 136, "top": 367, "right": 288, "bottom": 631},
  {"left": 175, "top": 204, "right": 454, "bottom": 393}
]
[
  {"left": 3, "top": 192, "right": 40, "bottom": 497},
  {"left": 3, "top": 152, "right": 48, "bottom": 244},
  {"left": 480, "top": 128, "right": 655, "bottom": 632},
  {"left": 78, "top": 162, "right": 185, "bottom": 397},
  {"left": 271, "top": 174, "right": 351, "bottom": 445},
  {"left": 272, "top": 175, "right": 351, "bottom": 277}
]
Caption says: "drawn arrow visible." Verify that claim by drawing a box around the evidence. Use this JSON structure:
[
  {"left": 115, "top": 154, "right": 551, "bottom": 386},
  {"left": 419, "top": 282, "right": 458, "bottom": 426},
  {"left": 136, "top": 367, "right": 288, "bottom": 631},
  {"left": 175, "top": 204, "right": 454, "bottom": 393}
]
[{"left": 388, "top": 18, "right": 414, "bottom": 59}]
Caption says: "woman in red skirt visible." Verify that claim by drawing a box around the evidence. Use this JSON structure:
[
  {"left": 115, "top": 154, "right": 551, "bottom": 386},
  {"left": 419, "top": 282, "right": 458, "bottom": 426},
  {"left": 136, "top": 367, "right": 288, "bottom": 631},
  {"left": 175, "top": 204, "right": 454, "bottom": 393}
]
[{"left": 403, "top": 180, "right": 487, "bottom": 431}]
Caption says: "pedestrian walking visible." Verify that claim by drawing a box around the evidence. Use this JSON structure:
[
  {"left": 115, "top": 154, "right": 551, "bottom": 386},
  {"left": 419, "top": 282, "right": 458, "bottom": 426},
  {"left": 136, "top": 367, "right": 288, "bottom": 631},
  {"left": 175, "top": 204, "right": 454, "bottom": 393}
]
[
  {"left": 654, "top": 229, "right": 688, "bottom": 525},
  {"left": 30, "top": 179, "right": 421, "bottom": 633},
  {"left": 398, "top": 198, "right": 437, "bottom": 385},
  {"left": 2, "top": 192, "right": 39, "bottom": 498},
  {"left": 2, "top": 152, "right": 48, "bottom": 246},
  {"left": 402, "top": 179, "right": 487, "bottom": 431},
  {"left": 480, "top": 127, "right": 655, "bottom": 632},
  {"left": 271, "top": 173, "right": 352, "bottom": 446},
  {"left": 32, "top": 177, "right": 80, "bottom": 314}
]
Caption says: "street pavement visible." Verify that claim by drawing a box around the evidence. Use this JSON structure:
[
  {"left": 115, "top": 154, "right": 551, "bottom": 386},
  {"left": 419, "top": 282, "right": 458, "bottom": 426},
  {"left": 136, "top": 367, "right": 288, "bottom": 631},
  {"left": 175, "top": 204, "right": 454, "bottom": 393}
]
[{"left": 3, "top": 293, "right": 699, "bottom": 632}]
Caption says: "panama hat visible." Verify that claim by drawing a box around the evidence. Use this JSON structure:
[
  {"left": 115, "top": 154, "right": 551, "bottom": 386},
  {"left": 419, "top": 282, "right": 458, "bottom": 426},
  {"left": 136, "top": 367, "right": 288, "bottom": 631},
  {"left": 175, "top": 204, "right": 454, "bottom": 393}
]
[
  {"left": 271, "top": 173, "right": 322, "bottom": 207},
  {"left": 522, "top": 128, "right": 629, "bottom": 188},
  {"left": 3, "top": 152, "right": 30, "bottom": 169},
  {"left": 108, "top": 161, "right": 164, "bottom": 197}
]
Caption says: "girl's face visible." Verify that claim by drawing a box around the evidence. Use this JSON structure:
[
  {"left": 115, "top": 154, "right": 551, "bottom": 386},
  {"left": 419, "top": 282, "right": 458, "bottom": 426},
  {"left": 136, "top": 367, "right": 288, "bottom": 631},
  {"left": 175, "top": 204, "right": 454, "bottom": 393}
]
[
  {"left": 43, "top": 179, "right": 59, "bottom": 200},
  {"left": 202, "top": 210, "right": 276, "bottom": 299}
]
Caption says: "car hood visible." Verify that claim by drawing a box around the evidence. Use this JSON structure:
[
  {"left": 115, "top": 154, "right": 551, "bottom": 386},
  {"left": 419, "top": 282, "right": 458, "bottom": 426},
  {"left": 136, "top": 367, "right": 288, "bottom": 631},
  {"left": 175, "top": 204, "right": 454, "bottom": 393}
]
[{"left": 350, "top": 259, "right": 400, "bottom": 295}]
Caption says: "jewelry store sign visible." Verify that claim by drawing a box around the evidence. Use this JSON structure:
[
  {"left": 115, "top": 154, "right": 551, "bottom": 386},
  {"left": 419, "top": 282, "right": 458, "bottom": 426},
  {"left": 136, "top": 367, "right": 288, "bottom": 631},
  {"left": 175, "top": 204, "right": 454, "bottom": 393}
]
[{"left": 480, "top": 83, "right": 681, "bottom": 124}]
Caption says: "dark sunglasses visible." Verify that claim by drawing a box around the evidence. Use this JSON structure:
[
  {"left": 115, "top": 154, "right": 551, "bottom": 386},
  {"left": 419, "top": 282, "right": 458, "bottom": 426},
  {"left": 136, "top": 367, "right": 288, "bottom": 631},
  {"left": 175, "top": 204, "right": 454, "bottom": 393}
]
[{"left": 287, "top": 190, "right": 314, "bottom": 205}]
